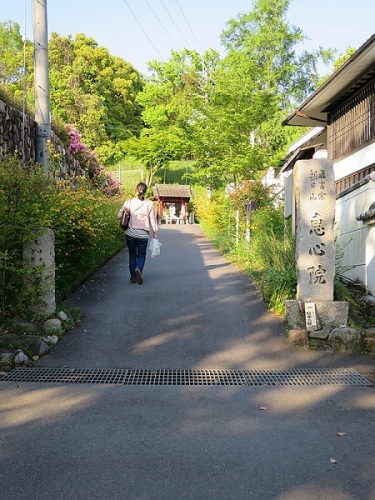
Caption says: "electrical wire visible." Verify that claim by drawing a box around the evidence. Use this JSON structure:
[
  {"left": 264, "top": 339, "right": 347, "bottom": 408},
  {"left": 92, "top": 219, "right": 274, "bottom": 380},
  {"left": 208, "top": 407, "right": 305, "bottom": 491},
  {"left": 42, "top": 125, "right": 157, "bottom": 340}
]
[
  {"left": 121, "top": 0, "right": 163, "bottom": 58},
  {"left": 173, "top": 0, "right": 203, "bottom": 51},
  {"left": 159, "top": 0, "right": 191, "bottom": 48},
  {"left": 145, "top": 0, "right": 181, "bottom": 50},
  {"left": 122, "top": 0, "right": 205, "bottom": 65}
]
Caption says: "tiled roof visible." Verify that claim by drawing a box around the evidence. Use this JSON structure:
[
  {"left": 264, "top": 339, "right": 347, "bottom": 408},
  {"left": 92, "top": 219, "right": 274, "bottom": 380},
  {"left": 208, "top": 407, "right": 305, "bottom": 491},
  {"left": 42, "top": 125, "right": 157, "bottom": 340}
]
[{"left": 152, "top": 184, "right": 193, "bottom": 199}]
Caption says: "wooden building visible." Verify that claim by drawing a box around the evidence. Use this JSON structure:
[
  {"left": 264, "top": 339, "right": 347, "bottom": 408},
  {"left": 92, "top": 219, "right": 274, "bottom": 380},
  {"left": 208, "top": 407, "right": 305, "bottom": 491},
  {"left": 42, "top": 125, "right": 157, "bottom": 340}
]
[
  {"left": 152, "top": 184, "right": 194, "bottom": 223},
  {"left": 282, "top": 33, "right": 375, "bottom": 295}
]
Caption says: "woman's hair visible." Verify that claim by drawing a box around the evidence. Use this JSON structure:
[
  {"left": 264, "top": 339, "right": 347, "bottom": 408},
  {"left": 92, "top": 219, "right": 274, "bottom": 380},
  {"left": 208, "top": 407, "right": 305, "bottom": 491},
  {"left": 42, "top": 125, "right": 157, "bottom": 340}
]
[{"left": 135, "top": 182, "right": 147, "bottom": 200}]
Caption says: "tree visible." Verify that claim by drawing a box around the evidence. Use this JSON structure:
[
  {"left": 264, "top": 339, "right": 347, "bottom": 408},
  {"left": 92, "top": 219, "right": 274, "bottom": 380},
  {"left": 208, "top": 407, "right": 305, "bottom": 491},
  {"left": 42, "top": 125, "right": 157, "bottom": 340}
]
[
  {"left": 220, "top": 0, "right": 333, "bottom": 105},
  {"left": 190, "top": 0, "right": 333, "bottom": 188},
  {"left": 48, "top": 33, "right": 144, "bottom": 161},
  {"left": 125, "top": 128, "right": 185, "bottom": 186},
  {"left": 0, "top": 21, "right": 34, "bottom": 107},
  {"left": 124, "top": 49, "right": 220, "bottom": 184},
  {"left": 0, "top": 21, "right": 24, "bottom": 86}
]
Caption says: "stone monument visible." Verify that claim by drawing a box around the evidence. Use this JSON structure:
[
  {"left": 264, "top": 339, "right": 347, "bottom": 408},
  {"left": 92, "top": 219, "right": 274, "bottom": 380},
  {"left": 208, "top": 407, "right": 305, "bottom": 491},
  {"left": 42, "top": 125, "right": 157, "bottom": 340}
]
[
  {"left": 285, "top": 159, "right": 348, "bottom": 334},
  {"left": 23, "top": 227, "right": 56, "bottom": 317}
]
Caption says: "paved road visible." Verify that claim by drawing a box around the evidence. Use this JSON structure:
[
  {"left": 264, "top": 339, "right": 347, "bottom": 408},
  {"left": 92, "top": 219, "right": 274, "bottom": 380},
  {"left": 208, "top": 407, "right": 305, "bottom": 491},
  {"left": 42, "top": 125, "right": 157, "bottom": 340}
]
[{"left": 1, "top": 224, "right": 375, "bottom": 499}]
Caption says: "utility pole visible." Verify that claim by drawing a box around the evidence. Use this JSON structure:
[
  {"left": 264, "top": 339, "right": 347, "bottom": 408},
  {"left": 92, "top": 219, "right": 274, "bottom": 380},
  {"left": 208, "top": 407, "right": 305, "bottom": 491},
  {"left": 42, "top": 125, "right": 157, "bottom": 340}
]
[{"left": 34, "top": 0, "right": 51, "bottom": 171}]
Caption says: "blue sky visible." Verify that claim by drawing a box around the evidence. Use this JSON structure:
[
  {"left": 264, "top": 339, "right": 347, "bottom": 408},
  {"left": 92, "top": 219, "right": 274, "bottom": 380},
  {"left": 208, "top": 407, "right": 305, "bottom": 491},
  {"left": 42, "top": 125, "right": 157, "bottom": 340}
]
[{"left": 2, "top": 0, "right": 375, "bottom": 76}]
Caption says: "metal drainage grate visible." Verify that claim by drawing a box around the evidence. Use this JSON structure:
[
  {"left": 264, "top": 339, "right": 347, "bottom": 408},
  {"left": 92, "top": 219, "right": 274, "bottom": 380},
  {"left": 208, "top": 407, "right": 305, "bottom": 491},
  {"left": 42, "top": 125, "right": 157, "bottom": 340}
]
[
  {"left": 2, "top": 368, "right": 126, "bottom": 385},
  {"left": 124, "top": 369, "right": 249, "bottom": 386},
  {"left": 1, "top": 367, "right": 372, "bottom": 386},
  {"left": 244, "top": 368, "right": 372, "bottom": 386}
]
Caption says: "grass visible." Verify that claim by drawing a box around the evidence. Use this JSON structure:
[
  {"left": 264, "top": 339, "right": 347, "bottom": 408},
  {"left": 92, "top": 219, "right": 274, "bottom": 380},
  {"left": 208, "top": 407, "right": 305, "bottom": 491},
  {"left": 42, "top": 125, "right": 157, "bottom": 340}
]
[
  {"left": 154, "top": 161, "right": 193, "bottom": 185},
  {"left": 105, "top": 159, "right": 144, "bottom": 196}
]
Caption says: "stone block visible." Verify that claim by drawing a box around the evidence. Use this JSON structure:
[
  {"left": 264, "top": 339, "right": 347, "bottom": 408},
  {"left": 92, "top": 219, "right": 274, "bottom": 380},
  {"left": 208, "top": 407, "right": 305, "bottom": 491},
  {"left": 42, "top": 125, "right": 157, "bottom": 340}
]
[
  {"left": 13, "top": 350, "right": 31, "bottom": 366},
  {"left": 30, "top": 338, "right": 50, "bottom": 357},
  {"left": 285, "top": 300, "right": 304, "bottom": 328},
  {"left": 364, "top": 328, "right": 375, "bottom": 340},
  {"left": 364, "top": 338, "right": 375, "bottom": 353},
  {"left": 44, "top": 318, "right": 62, "bottom": 334},
  {"left": 328, "top": 327, "right": 364, "bottom": 354},
  {"left": 361, "top": 295, "right": 375, "bottom": 306},
  {"left": 288, "top": 329, "right": 310, "bottom": 347},
  {"left": 309, "top": 329, "right": 330, "bottom": 340},
  {"left": 314, "top": 301, "right": 349, "bottom": 328},
  {"left": 285, "top": 300, "right": 348, "bottom": 329},
  {"left": 12, "top": 317, "right": 39, "bottom": 333}
]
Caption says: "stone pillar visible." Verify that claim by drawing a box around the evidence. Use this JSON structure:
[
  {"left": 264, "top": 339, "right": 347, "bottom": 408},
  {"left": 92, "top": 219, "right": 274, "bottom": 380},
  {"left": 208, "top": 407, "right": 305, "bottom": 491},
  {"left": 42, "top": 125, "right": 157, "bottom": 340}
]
[
  {"left": 23, "top": 228, "right": 56, "bottom": 317},
  {"left": 294, "top": 159, "right": 335, "bottom": 301},
  {"left": 286, "top": 159, "right": 348, "bottom": 331}
]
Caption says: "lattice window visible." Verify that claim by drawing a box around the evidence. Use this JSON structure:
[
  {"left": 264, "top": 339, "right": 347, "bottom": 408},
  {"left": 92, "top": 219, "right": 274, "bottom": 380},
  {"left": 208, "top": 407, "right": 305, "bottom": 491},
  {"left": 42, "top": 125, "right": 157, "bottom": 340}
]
[
  {"left": 335, "top": 163, "right": 375, "bottom": 194},
  {"left": 328, "top": 78, "right": 375, "bottom": 160}
]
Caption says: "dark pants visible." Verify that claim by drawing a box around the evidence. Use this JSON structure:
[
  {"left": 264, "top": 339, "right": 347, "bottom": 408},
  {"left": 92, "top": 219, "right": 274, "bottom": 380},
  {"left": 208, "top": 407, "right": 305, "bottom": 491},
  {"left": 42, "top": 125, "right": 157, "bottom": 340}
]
[{"left": 125, "top": 235, "right": 148, "bottom": 281}]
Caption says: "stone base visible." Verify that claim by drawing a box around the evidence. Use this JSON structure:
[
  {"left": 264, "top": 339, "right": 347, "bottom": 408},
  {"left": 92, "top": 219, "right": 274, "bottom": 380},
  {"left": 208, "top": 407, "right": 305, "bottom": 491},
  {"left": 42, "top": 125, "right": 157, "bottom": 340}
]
[
  {"left": 285, "top": 300, "right": 349, "bottom": 330},
  {"left": 328, "top": 327, "right": 364, "bottom": 354},
  {"left": 288, "top": 329, "right": 310, "bottom": 347},
  {"left": 364, "top": 329, "right": 375, "bottom": 354}
]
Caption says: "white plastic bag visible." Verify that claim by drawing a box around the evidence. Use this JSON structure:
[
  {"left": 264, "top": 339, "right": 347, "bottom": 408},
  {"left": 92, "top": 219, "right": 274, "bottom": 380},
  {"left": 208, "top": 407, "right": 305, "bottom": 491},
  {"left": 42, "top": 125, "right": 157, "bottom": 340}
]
[{"left": 149, "top": 238, "right": 162, "bottom": 258}]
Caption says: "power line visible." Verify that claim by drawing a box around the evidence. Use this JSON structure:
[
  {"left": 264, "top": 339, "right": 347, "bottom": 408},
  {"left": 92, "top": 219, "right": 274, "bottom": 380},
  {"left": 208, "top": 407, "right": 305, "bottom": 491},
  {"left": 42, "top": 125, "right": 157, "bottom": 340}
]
[
  {"left": 121, "top": 0, "right": 163, "bottom": 58},
  {"left": 159, "top": 0, "right": 191, "bottom": 48},
  {"left": 173, "top": 0, "right": 203, "bottom": 51},
  {"left": 145, "top": 0, "right": 181, "bottom": 49}
]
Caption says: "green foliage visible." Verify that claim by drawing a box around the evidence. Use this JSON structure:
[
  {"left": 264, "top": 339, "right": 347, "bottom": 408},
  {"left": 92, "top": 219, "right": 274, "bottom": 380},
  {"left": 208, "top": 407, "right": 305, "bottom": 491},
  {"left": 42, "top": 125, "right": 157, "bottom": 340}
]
[
  {"left": 194, "top": 186, "right": 296, "bottom": 315},
  {"left": 108, "top": 158, "right": 144, "bottom": 196},
  {"left": 247, "top": 216, "right": 296, "bottom": 314},
  {"left": 193, "top": 190, "right": 232, "bottom": 236},
  {"left": 0, "top": 154, "right": 124, "bottom": 317},
  {"left": 197, "top": 189, "right": 373, "bottom": 324},
  {"left": 0, "top": 156, "right": 53, "bottom": 317},
  {"left": 220, "top": 0, "right": 323, "bottom": 103},
  {"left": 0, "top": 21, "right": 34, "bottom": 110},
  {"left": 0, "top": 25, "right": 144, "bottom": 164},
  {"left": 124, "top": 128, "right": 185, "bottom": 186},
  {"left": 188, "top": 0, "right": 333, "bottom": 189},
  {"left": 48, "top": 33, "right": 144, "bottom": 156},
  {"left": 153, "top": 160, "right": 193, "bottom": 185},
  {"left": 333, "top": 277, "right": 375, "bottom": 328},
  {"left": 46, "top": 181, "right": 124, "bottom": 299},
  {"left": 0, "top": 21, "right": 26, "bottom": 85},
  {"left": 332, "top": 47, "right": 356, "bottom": 73}
]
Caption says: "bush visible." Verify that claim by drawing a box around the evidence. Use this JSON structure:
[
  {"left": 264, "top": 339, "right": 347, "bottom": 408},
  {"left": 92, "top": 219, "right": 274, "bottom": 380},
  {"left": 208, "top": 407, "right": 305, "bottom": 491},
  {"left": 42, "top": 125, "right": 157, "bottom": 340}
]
[
  {"left": 0, "top": 156, "right": 52, "bottom": 317},
  {"left": 194, "top": 192, "right": 296, "bottom": 315},
  {"left": 0, "top": 154, "right": 124, "bottom": 318},
  {"left": 44, "top": 180, "right": 124, "bottom": 300}
]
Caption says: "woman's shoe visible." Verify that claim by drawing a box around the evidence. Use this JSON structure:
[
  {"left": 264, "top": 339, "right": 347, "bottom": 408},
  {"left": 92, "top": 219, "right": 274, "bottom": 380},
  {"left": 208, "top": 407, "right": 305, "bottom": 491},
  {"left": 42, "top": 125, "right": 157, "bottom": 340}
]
[{"left": 135, "top": 268, "right": 143, "bottom": 285}]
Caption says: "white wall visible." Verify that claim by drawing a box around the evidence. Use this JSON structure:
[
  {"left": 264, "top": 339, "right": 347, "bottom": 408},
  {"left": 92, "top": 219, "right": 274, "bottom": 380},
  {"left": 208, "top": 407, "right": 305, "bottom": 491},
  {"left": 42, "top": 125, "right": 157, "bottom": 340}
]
[
  {"left": 334, "top": 142, "right": 375, "bottom": 180},
  {"left": 335, "top": 178, "right": 375, "bottom": 294}
]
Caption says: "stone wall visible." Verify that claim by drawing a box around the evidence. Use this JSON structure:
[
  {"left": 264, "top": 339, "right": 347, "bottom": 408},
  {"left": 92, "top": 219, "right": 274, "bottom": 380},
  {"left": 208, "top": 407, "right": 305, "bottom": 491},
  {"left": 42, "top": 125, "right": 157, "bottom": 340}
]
[
  {"left": 0, "top": 100, "right": 36, "bottom": 161},
  {"left": 0, "top": 99, "right": 84, "bottom": 177}
]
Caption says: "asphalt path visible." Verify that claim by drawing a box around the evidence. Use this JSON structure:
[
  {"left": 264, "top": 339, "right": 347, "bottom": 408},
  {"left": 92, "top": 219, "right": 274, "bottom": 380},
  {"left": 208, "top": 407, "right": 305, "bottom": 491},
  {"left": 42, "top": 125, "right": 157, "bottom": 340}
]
[{"left": 1, "top": 224, "right": 375, "bottom": 499}]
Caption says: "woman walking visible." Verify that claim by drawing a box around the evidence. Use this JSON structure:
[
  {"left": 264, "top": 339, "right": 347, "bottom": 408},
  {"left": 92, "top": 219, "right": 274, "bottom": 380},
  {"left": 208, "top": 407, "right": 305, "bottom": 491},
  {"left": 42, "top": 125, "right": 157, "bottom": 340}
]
[{"left": 118, "top": 182, "right": 158, "bottom": 285}]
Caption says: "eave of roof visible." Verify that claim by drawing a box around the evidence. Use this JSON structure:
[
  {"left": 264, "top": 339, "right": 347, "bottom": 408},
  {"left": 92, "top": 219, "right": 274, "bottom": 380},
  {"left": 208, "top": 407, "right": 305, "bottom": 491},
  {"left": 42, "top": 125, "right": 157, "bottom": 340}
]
[
  {"left": 283, "top": 33, "right": 375, "bottom": 127},
  {"left": 279, "top": 127, "right": 327, "bottom": 173},
  {"left": 152, "top": 184, "right": 193, "bottom": 199}
]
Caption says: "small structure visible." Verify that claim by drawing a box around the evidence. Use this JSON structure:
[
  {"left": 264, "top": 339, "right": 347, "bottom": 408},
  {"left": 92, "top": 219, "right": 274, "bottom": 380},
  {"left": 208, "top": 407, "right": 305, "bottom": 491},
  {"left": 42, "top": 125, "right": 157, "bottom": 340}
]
[
  {"left": 152, "top": 184, "right": 194, "bottom": 224},
  {"left": 23, "top": 228, "right": 56, "bottom": 317},
  {"left": 285, "top": 159, "right": 349, "bottom": 335}
]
